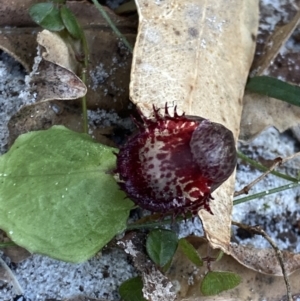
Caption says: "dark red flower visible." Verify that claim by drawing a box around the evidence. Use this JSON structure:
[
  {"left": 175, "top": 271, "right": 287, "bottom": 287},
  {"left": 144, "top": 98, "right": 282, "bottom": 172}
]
[{"left": 115, "top": 105, "right": 236, "bottom": 216}]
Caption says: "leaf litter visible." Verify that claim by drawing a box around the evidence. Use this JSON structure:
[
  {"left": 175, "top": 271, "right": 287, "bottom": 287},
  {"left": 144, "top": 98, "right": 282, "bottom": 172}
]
[
  {"left": 1, "top": 0, "right": 300, "bottom": 300},
  {"left": 131, "top": 0, "right": 258, "bottom": 257},
  {"left": 241, "top": 0, "right": 300, "bottom": 140},
  {"left": 167, "top": 237, "right": 300, "bottom": 300}
]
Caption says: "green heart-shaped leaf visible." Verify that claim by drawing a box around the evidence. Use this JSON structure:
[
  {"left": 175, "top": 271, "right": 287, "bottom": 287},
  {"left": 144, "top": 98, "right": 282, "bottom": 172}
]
[
  {"left": 178, "top": 238, "right": 203, "bottom": 266},
  {"left": 0, "top": 126, "right": 133, "bottom": 262},
  {"left": 119, "top": 276, "right": 147, "bottom": 301},
  {"left": 201, "top": 271, "right": 242, "bottom": 296},
  {"left": 60, "top": 6, "right": 82, "bottom": 40},
  {"left": 29, "top": 3, "right": 65, "bottom": 31},
  {"left": 146, "top": 229, "right": 178, "bottom": 267}
]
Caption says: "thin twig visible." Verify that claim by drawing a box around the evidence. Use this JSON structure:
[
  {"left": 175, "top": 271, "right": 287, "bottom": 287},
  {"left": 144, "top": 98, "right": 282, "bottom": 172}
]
[
  {"left": 232, "top": 221, "right": 293, "bottom": 301},
  {"left": 81, "top": 68, "right": 88, "bottom": 133},
  {"left": 234, "top": 151, "right": 300, "bottom": 202},
  {"left": 234, "top": 157, "right": 282, "bottom": 197},
  {"left": 237, "top": 151, "right": 297, "bottom": 182},
  {"left": 281, "top": 151, "right": 300, "bottom": 164}
]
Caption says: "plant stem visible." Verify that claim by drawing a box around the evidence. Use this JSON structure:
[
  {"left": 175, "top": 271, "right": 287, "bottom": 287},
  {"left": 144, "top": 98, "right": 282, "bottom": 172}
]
[
  {"left": 238, "top": 151, "right": 297, "bottom": 182},
  {"left": 126, "top": 219, "right": 172, "bottom": 230},
  {"left": 0, "top": 241, "right": 17, "bottom": 248},
  {"left": 80, "top": 25, "right": 89, "bottom": 133},
  {"left": 126, "top": 215, "right": 188, "bottom": 230},
  {"left": 81, "top": 91, "right": 88, "bottom": 133},
  {"left": 91, "top": 0, "right": 133, "bottom": 53},
  {"left": 233, "top": 182, "right": 300, "bottom": 206}
]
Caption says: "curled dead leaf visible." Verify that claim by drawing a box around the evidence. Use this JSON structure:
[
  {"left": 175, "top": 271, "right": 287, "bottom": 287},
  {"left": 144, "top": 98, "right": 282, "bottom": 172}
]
[
  {"left": 22, "top": 30, "right": 87, "bottom": 102},
  {"left": 37, "top": 30, "right": 80, "bottom": 72},
  {"left": 27, "top": 57, "right": 86, "bottom": 102},
  {"left": 229, "top": 243, "right": 300, "bottom": 276}
]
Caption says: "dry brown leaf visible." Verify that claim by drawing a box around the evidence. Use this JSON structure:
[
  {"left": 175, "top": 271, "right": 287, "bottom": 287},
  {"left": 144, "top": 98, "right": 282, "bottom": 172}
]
[
  {"left": 37, "top": 30, "right": 79, "bottom": 72},
  {"left": 84, "top": 23, "right": 134, "bottom": 112},
  {"left": 2, "top": 246, "right": 31, "bottom": 264},
  {"left": 0, "top": 0, "right": 137, "bottom": 113},
  {"left": 0, "top": 29, "right": 37, "bottom": 72},
  {"left": 0, "top": 230, "right": 31, "bottom": 263},
  {"left": 239, "top": 91, "right": 300, "bottom": 141},
  {"left": 0, "top": 0, "right": 39, "bottom": 27},
  {"left": 251, "top": 9, "right": 300, "bottom": 76},
  {"left": 131, "top": 0, "right": 258, "bottom": 254},
  {"left": 25, "top": 30, "right": 87, "bottom": 102},
  {"left": 28, "top": 58, "right": 87, "bottom": 102},
  {"left": 166, "top": 237, "right": 300, "bottom": 301},
  {"left": 240, "top": 8, "right": 300, "bottom": 141},
  {"left": 7, "top": 102, "right": 116, "bottom": 148},
  {"left": 0, "top": 0, "right": 40, "bottom": 71},
  {"left": 7, "top": 102, "right": 83, "bottom": 148},
  {"left": 229, "top": 243, "right": 300, "bottom": 276},
  {"left": 65, "top": 1, "right": 137, "bottom": 111}
]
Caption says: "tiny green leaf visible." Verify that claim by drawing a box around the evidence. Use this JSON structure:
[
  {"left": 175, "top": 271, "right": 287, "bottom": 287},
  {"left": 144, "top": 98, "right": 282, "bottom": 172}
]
[
  {"left": 246, "top": 76, "right": 300, "bottom": 107},
  {"left": 60, "top": 6, "right": 82, "bottom": 40},
  {"left": 201, "top": 271, "right": 242, "bottom": 296},
  {"left": 178, "top": 238, "right": 203, "bottom": 266},
  {"left": 119, "top": 276, "right": 147, "bottom": 301},
  {"left": 146, "top": 229, "right": 178, "bottom": 267},
  {"left": 215, "top": 250, "right": 224, "bottom": 262},
  {"left": 29, "top": 3, "right": 65, "bottom": 31},
  {"left": 0, "top": 126, "right": 133, "bottom": 262}
]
